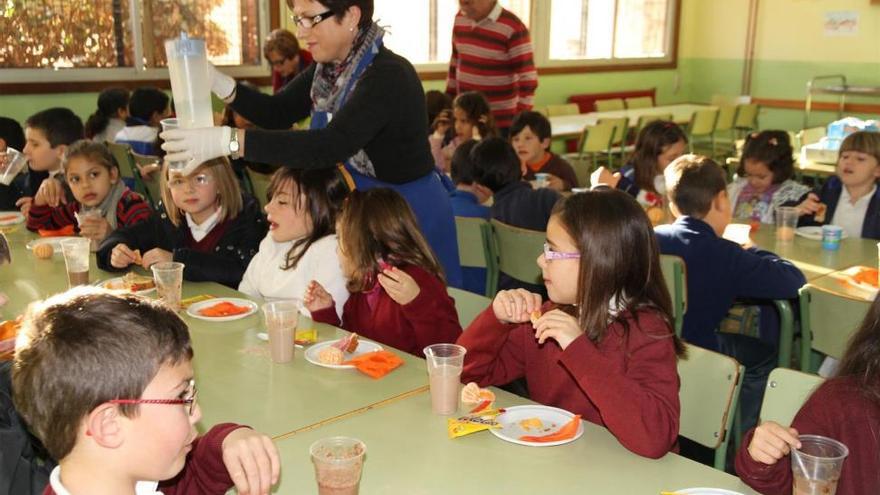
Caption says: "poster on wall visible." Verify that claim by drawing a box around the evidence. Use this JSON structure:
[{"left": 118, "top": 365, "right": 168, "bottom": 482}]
[{"left": 824, "top": 11, "right": 859, "bottom": 36}]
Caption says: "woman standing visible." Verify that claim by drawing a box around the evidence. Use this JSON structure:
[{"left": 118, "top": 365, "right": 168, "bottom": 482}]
[{"left": 162, "top": 0, "right": 462, "bottom": 287}]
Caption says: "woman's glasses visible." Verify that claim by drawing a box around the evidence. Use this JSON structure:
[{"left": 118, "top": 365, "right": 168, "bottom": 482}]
[{"left": 290, "top": 10, "right": 334, "bottom": 29}]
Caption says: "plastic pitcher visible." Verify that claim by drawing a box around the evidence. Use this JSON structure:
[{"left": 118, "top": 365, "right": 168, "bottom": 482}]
[{"left": 164, "top": 33, "right": 213, "bottom": 129}]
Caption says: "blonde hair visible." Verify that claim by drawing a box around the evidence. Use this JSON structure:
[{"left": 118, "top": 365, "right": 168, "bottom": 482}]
[
  {"left": 159, "top": 157, "right": 242, "bottom": 226},
  {"left": 839, "top": 131, "right": 880, "bottom": 165}
]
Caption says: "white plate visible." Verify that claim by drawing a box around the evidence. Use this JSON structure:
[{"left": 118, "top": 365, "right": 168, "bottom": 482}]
[
  {"left": 185, "top": 298, "right": 259, "bottom": 322},
  {"left": 26, "top": 236, "right": 80, "bottom": 252},
  {"left": 0, "top": 211, "right": 24, "bottom": 226},
  {"left": 674, "top": 489, "right": 744, "bottom": 495},
  {"left": 795, "top": 226, "right": 849, "bottom": 241},
  {"left": 834, "top": 266, "right": 880, "bottom": 298},
  {"left": 304, "top": 339, "right": 383, "bottom": 369},
  {"left": 97, "top": 276, "right": 156, "bottom": 295},
  {"left": 490, "top": 405, "right": 584, "bottom": 447}
]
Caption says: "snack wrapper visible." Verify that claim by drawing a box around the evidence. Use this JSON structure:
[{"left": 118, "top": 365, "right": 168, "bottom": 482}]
[{"left": 447, "top": 408, "right": 505, "bottom": 439}]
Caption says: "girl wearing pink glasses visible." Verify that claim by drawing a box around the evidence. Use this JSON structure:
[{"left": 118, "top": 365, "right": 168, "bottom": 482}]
[{"left": 457, "top": 188, "right": 686, "bottom": 459}]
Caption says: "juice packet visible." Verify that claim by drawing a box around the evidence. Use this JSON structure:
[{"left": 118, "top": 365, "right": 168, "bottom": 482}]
[
  {"left": 294, "top": 328, "right": 318, "bottom": 345},
  {"left": 447, "top": 408, "right": 505, "bottom": 439}
]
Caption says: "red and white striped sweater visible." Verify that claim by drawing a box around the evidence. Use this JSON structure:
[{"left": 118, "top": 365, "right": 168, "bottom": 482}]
[{"left": 26, "top": 188, "right": 152, "bottom": 233}]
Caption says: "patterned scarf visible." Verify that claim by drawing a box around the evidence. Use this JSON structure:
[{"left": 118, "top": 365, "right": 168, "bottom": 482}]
[
  {"left": 311, "top": 22, "right": 385, "bottom": 177},
  {"left": 79, "top": 180, "right": 126, "bottom": 230}
]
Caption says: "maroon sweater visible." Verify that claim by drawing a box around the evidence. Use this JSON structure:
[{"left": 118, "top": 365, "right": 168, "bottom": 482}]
[
  {"left": 735, "top": 377, "right": 880, "bottom": 495},
  {"left": 43, "top": 423, "right": 244, "bottom": 495},
  {"left": 27, "top": 189, "right": 151, "bottom": 232},
  {"left": 457, "top": 304, "right": 680, "bottom": 459},
  {"left": 311, "top": 265, "right": 462, "bottom": 356}
]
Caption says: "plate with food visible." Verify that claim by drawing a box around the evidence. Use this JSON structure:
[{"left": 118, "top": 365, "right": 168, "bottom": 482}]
[
  {"left": 795, "top": 226, "right": 849, "bottom": 241},
  {"left": 0, "top": 211, "right": 24, "bottom": 226},
  {"left": 99, "top": 273, "right": 156, "bottom": 294},
  {"left": 490, "top": 405, "right": 583, "bottom": 447},
  {"left": 26, "top": 236, "right": 79, "bottom": 252},
  {"left": 834, "top": 266, "right": 879, "bottom": 297},
  {"left": 186, "top": 298, "right": 259, "bottom": 322},
  {"left": 304, "top": 333, "right": 383, "bottom": 369}
]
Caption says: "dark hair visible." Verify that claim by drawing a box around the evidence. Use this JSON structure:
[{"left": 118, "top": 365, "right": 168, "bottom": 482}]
[
  {"left": 451, "top": 139, "right": 480, "bottom": 185},
  {"left": 630, "top": 120, "right": 688, "bottom": 193},
  {"left": 128, "top": 87, "right": 170, "bottom": 123},
  {"left": 263, "top": 28, "right": 301, "bottom": 59},
  {"left": 837, "top": 293, "right": 880, "bottom": 405},
  {"left": 0, "top": 117, "right": 25, "bottom": 151},
  {"left": 551, "top": 190, "right": 685, "bottom": 356},
  {"left": 62, "top": 140, "right": 119, "bottom": 175},
  {"left": 267, "top": 167, "right": 350, "bottom": 270},
  {"left": 12, "top": 288, "right": 193, "bottom": 461},
  {"left": 738, "top": 130, "right": 794, "bottom": 184},
  {"left": 286, "top": 0, "right": 374, "bottom": 29},
  {"left": 453, "top": 91, "right": 496, "bottom": 141},
  {"left": 664, "top": 154, "right": 728, "bottom": 218},
  {"left": 84, "top": 88, "right": 130, "bottom": 139},
  {"left": 510, "top": 111, "right": 552, "bottom": 141},
  {"left": 25, "top": 108, "right": 84, "bottom": 147},
  {"left": 470, "top": 137, "right": 522, "bottom": 193},
  {"left": 839, "top": 131, "right": 880, "bottom": 166},
  {"left": 425, "top": 90, "right": 452, "bottom": 131},
  {"left": 337, "top": 188, "right": 443, "bottom": 292}
]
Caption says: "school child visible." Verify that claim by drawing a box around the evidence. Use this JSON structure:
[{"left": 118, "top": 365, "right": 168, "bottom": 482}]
[
  {"left": 798, "top": 131, "right": 880, "bottom": 238},
  {"left": 735, "top": 294, "right": 880, "bottom": 495},
  {"left": 430, "top": 91, "right": 496, "bottom": 173},
  {"left": 449, "top": 139, "right": 490, "bottom": 220},
  {"left": 425, "top": 89, "right": 452, "bottom": 133},
  {"left": 654, "top": 154, "right": 806, "bottom": 434},
  {"left": 115, "top": 87, "right": 170, "bottom": 155},
  {"left": 0, "top": 116, "right": 26, "bottom": 210},
  {"left": 239, "top": 167, "right": 349, "bottom": 317},
  {"left": 12, "top": 288, "right": 280, "bottom": 495},
  {"left": 728, "top": 131, "right": 809, "bottom": 224},
  {"left": 84, "top": 87, "right": 130, "bottom": 144},
  {"left": 458, "top": 189, "right": 685, "bottom": 459},
  {"left": 97, "top": 157, "right": 266, "bottom": 289},
  {"left": 26, "top": 141, "right": 151, "bottom": 245},
  {"left": 303, "top": 188, "right": 461, "bottom": 356},
  {"left": 510, "top": 111, "right": 579, "bottom": 191}
]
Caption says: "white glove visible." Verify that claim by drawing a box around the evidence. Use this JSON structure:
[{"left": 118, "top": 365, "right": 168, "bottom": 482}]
[
  {"left": 161, "top": 126, "right": 232, "bottom": 175},
  {"left": 209, "top": 63, "right": 236, "bottom": 101}
]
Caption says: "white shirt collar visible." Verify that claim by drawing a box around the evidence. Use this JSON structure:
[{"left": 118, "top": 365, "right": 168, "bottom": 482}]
[
  {"left": 50, "top": 466, "right": 160, "bottom": 495},
  {"left": 486, "top": 1, "right": 503, "bottom": 22},
  {"left": 840, "top": 184, "right": 876, "bottom": 206},
  {"left": 186, "top": 208, "right": 222, "bottom": 242}
]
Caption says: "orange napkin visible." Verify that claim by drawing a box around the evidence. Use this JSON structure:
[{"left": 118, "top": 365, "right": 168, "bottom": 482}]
[
  {"left": 38, "top": 225, "right": 75, "bottom": 237},
  {"left": 343, "top": 350, "right": 404, "bottom": 379},
  {"left": 518, "top": 415, "right": 582, "bottom": 443}
]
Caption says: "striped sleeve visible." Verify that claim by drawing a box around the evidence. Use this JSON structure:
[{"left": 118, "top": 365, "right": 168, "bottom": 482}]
[
  {"left": 26, "top": 202, "right": 77, "bottom": 232},
  {"left": 446, "top": 37, "right": 459, "bottom": 97},
  {"left": 115, "top": 189, "right": 153, "bottom": 227}
]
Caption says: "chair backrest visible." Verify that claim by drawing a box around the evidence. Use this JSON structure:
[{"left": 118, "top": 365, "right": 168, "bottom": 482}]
[
  {"left": 678, "top": 343, "right": 744, "bottom": 470},
  {"left": 625, "top": 96, "right": 653, "bottom": 109},
  {"left": 798, "top": 285, "right": 870, "bottom": 372},
  {"left": 798, "top": 126, "right": 827, "bottom": 148},
  {"left": 130, "top": 152, "right": 162, "bottom": 207},
  {"left": 688, "top": 108, "right": 719, "bottom": 137},
  {"left": 490, "top": 219, "right": 544, "bottom": 286},
  {"left": 454, "top": 216, "right": 498, "bottom": 296},
  {"left": 597, "top": 117, "right": 628, "bottom": 147},
  {"left": 659, "top": 254, "right": 687, "bottom": 337},
  {"left": 106, "top": 141, "right": 138, "bottom": 179},
  {"left": 734, "top": 103, "right": 759, "bottom": 130},
  {"left": 578, "top": 122, "right": 616, "bottom": 155},
  {"left": 448, "top": 287, "right": 492, "bottom": 328},
  {"left": 246, "top": 167, "right": 273, "bottom": 209},
  {"left": 595, "top": 98, "right": 625, "bottom": 112},
  {"left": 714, "top": 105, "right": 738, "bottom": 132},
  {"left": 546, "top": 103, "right": 580, "bottom": 117},
  {"left": 636, "top": 113, "right": 673, "bottom": 133},
  {"left": 759, "top": 368, "right": 824, "bottom": 426}
]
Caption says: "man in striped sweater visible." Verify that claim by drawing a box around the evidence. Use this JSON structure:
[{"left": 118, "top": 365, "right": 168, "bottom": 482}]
[{"left": 446, "top": 0, "right": 538, "bottom": 136}]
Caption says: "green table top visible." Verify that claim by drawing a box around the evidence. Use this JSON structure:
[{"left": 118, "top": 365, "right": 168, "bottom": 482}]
[{"left": 807, "top": 267, "right": 877, "bottom": 301}]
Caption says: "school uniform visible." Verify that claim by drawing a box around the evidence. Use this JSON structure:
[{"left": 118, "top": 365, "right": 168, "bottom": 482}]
[
  {"left": 26, "top": 188, "right": 151, "bottom": 232},
  {"left": 310, "top": 264, "right": 462, "bottom": 356},
  {"left": 91, "top": 118, "right": 126, "bottom": 144},
  {"left": 736, "top": 376, "right": 880, "bottom": 495},
  {"left": 96, "top": 194, "right": 267, "bottom": 289},
  {"left": 458, "top": 304, "right": 680, "bottom": 459},
  {"left": 798, "top": 176, "right": 880, "bottom": 239},
  {"left": 44, "top": 423, "right": 245, "bottom": 495},
  {"left": 115, "top": 121, "right": 159, "bottom": 156},
  {"left": 522, "top": 152, "right": 579, "bottom": 191}
]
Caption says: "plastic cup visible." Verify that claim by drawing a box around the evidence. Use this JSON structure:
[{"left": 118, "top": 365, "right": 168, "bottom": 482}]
[
  {"left": 791, "top": 434, "right": 848, "bottom": 495},
  {"left": 423, "top": 343, "right": 466, "bottom": 415},
  {"left": 776, "top": 206, "right": 799, "bottom": 242},
  {"left": 151, "top": 261, "right": 184, "bottom": 311},
  {"left": 821, "top": 225, "right": 843, "bottom": 251},
  {"left": 534, "top": 173, "right": 549, "bottom": 188},
  {"left": 0, "top": 147, "right": 28, "bottom": 186},
  {"left": 722, "top": 223, "right": 751, "bottom": 245},
  {"left": 262, "top": 300, "right": 300, "bottom": 364},
  {"left": 74, "top": 209, "right": 103, "bottom": 252},
  {"left": 310, "top": 437, "right": 366, "bottom": 495},
  {"left": 60, "top": 238, "right": 91, "bottom": 288},
  {"left": 159, "top": 118, "right": 187, "bottom": 171}
]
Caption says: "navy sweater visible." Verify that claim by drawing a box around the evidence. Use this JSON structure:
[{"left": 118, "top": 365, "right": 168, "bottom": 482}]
[
  {"left": 654, "top": 217, "right": 806, "bottom": 351},
  {"left": 797, "top": 176, "right": 880, "bottom": 239}
]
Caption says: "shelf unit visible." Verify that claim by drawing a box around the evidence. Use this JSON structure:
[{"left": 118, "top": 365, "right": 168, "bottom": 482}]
[{"left": 804, "top": 74, "right": 880, "bottom": 128}]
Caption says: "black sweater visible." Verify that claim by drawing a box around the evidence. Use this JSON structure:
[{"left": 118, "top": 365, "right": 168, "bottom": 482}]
[
  {"left": 231, "top": 46, "right": 434, "bottom": 184},
  {"left": 96, "top": 194, "right": 267, "bottom": 288}
]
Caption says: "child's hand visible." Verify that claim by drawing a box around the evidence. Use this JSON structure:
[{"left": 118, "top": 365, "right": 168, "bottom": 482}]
[
  {"left": 546, "top": 174, "right": 566, "bottom": 192},
  {"left": 431, "top": 110, "right": 451, "bottom": 138},
  {"left": 590, "top": 167, "right": 620, "bottom": 189},
  {"left": 746, "top": 421, "right": 801, "bottom": 465},
  {"left": 33, "top": 179, "right": 67, "bottom": 207},
  {"left": 492, "top": 289, "right": 542, "bottom": 324},
  {"left": 378, "top": 266, "right": 420, "bottom": 305},
  {"left": 78, "top": 216, "right": 111, "bottom": 244},
  {"left": 110, "top": 244, "right": 141, "bottom": 269},
  {"left": 533, "top": 309, "right": 582, "bottom": 350},
  {"left": 141, "top": 247, "right": 172, "bottom": 268},
  {"left": 15, "top": 196, "right": 33, "bottom": 217},
  {"left": 221, "top": 427, "right": 281, "bottom": 495},
  {"left": 796, "top": 193, "right": 821, "bottom": 216},
  {"left": 303, "top": 280, "right": 334, "bottom": 312}
]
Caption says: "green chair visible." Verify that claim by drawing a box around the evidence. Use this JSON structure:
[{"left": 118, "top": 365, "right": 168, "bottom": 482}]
[
  {"left": 798, "top": 285, "right": 870, "bottom": 373},
  {"left": 635, "top": 113, "right": 673, "bottom": 133},
  {"left": 106, "top": 141, "right": 148, "bottom": 198},
  {"left": 246, "top": 167, "right": 273, "bottom": 209},
  {"left": 687, "top": 108, "right": 719, "bottom": 155},
  {"left": 130, "top": 151, "right": 162, "bottom": 208},
  {"left": 545, "top": 103, "right": 580, "bottom": 117},
  {"left": 454, "top": 216, "right": 498, "bottom": 297},
  {"left": 625, "top": 96, "right": 653, "bottom": 109},
  {"left": 490, "top": 219, "right": 544, "bottom": 287},
  {"left": 598, "top": 117, "right": 629, "bottom": 169},
  {"left": 759, "top": 368, "right": 824, "bottom": 426},
  {"left": 448, "top": 287, "right": 492, "bottom": 328},
  {"left": 733, "top": 103, "right": 759, "bottom": 139},
  {"left": 659, "top": 254, "right": 687, "bottom": 338},
  {"left": 678, "top": 343, "right": 744, "bottom": 470},
  {"left": 595, "top": 98, "right": 625, "bottom": 112},
  {"left": 564, "top": 122, "right": 617, "bottom": 187},
  {"left": 712, "top": 105, "right": 739, "bottom": 159}
]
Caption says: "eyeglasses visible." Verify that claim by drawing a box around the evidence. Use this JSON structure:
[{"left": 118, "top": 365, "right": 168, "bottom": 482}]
[
  {"left": 168, "top": 173, "right": 213, "bottom": 190},
  {"left": 109, "top": 379, "right": 199, "bottom": 416},
  {"left": 543, "top": 242, "right": 580, "bottom": 261},
  {"left": 290, "top": 9, "right": 334, "bottom": 29},
  {"left": 267, "top": 57, "right": 289, "bottom": 67}
]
